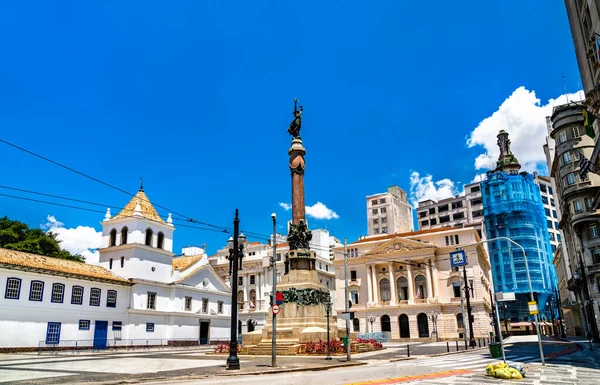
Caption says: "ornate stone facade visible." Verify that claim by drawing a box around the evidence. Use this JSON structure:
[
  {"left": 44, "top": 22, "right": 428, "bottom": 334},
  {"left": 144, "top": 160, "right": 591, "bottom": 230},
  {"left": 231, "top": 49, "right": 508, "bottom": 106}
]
[{"left": 334, "top": 227, "right": 493, "bottom": 341}]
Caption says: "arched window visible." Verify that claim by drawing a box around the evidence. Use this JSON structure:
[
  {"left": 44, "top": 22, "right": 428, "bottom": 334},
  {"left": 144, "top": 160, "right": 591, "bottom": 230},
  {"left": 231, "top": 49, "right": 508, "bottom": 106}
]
[
  {"left": 397, "top": 276, "right": 408, "bottom": 301},
  {"left": 247, "top": 318, "right": 255, "bottom": 333},
  {"left": 157, "top": 232, "right": 164, "bottom": 249},
  {"left": 456, "top": 313, "right": 464, "bottom": 329},
  {"left": 452, "top": 280, "right": 461, "bottom": 297},
  {"left": 381, "top": 314, "right": 391, "bottom": 332},
  {"left": 379, "top": 278, "right": 391, "bottom": 302},
  {"left": 417, "top": 313, "right": 429, "bottom": 337},
  {"left": 109, "top": 229, "right": 117, "bottom": 247},
  {"left": 249, "top": 289, "right": 257, "bottom": 309},
  {"left": 353, "top": 318, "right": 360, "bottom": 332},
  {"left": 145, "top": 228, "right": 153, "bottom": 246},
  {"left": 415, "top": 275, "right": 427, "bottom": 299},
  {"left": 120, "top": 227, "right": 128, "bottom": 245},
  {"left": 399, "top": 314, "right": 410, "bottom": 338}
]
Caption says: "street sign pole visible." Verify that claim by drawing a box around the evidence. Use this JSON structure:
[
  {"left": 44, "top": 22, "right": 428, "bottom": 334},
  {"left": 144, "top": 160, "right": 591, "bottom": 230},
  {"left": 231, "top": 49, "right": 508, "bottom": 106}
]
[{"left": 494, "top": 295, "right": 507, "bottom": 363}]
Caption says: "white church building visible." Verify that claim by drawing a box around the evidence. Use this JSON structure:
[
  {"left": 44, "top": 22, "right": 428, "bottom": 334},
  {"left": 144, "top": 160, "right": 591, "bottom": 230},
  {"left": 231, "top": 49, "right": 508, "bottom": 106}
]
[{"left": 0, "top": 188, "right": 232, "bottom": 351}]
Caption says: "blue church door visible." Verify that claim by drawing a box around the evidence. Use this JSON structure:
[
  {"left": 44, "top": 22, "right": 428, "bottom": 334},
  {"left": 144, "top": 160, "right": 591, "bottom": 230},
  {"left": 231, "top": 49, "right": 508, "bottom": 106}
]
[{"left": 93, "top": 321, "right": 108, "bottom": 350}]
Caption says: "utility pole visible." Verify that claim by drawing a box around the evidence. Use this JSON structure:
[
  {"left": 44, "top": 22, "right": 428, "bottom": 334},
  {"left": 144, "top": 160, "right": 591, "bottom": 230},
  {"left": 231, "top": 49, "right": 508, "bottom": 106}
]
[
  {"left": 489, "top": 289, "right": 501, "bottom": 342},
  {"left": 271, "top": 213, "right": 277, "bottom": 367},
  {"left": 463, "top": 264, "right": 476, "bottom": 347},
  {"left": 344, "top": 238, "right": 350, "bottom": 362}
]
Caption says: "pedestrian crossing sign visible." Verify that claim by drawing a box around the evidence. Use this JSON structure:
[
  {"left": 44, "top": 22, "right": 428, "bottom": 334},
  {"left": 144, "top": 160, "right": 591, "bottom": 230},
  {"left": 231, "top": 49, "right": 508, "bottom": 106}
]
[
  {"left": 450, "top": 250, "right": 467, "bottom": 267},
  {"left": 528, "top": 301, "right": 538, "bottom": 315}
]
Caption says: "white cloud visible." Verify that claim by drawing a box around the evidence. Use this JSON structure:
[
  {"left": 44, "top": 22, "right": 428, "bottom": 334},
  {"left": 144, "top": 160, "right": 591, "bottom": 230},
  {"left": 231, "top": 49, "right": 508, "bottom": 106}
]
[
  {"left": 279, "top": 201, "right": 339, "bottom": 220},
  {"left": 306, "top": 202, "right": 339, "bottom": 220},
  {"left": 471, "top": 173, "right": 487, "bottom": 183},
  {"left": 42, "top": 215, "right": 102, "bottom": 263},
  {"left": 409, "top": 171, "right": 460, "bottom": 208},
  {"left": 467, "top": 86, "right": 583, "bottom": 173},
  {"left": 408, "top": 87, "right": 584, "bottom": 207}
]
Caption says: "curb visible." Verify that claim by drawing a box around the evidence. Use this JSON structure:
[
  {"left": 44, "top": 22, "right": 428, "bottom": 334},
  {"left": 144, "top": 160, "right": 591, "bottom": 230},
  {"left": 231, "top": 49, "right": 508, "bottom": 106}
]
[
  {"left": 427, "top": 346, "right": 488, "bottom": 357},
  {"left": 546, "top": 342, "right": 583, "bottom": 359},
  {"left": 389, "top": 356, "right": 417, "bottom": 362},
  {"left": 92, "top": 361, "right": 367, "bottom": 385}
]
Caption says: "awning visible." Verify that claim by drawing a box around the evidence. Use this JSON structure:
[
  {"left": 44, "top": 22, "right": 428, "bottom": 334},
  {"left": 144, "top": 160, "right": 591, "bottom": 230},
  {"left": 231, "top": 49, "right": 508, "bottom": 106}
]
[{"left": 510, "top": 322, "right": 532, "bottom": 327}]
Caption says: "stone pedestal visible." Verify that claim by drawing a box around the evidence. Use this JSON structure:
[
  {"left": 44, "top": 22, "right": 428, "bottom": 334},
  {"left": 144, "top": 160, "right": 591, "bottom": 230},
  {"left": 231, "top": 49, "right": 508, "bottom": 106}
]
[{"left": 243, "top": 250, "right": 338, "bottom": 355}]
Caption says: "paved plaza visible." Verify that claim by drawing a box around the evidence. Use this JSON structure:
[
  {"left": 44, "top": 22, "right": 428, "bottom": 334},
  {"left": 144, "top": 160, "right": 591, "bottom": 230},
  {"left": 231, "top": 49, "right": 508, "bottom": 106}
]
[{"left": 1, "top": 339, "right": 598, "bottom": 385}]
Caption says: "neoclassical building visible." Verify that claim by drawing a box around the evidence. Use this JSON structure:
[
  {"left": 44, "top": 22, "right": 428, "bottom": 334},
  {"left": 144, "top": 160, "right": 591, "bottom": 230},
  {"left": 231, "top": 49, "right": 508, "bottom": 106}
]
[{"left": 334, "top": 227, "right": 493, "bottom": 341}]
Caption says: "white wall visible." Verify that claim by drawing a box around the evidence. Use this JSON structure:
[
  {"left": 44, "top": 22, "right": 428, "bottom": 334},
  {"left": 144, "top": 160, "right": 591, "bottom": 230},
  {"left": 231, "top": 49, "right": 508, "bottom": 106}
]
[{"left": 0, "top": 270, "right": 130, "bottom": 348}]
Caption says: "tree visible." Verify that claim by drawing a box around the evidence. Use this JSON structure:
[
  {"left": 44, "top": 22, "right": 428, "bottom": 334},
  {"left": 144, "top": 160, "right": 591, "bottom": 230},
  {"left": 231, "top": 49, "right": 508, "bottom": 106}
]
[{"left": 0, "top": 216, "right": 85, "bottom": 262}]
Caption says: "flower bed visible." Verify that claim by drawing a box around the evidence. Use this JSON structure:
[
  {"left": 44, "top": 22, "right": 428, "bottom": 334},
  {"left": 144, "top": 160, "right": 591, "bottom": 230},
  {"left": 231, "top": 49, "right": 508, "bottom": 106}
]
[
  {"left": 213, "top": 343, "right": 243, "bottom": 353},
  {"left": 298, "top": 339, "right": 383, "bottom": 355},
  {"left": 356, "top": 338, "right": 383, "bottom": 349}
]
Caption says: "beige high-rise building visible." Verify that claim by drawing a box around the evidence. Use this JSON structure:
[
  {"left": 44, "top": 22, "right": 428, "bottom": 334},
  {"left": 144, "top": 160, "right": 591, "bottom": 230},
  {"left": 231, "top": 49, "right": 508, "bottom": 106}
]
[
  {"left": 416, "top": 182, "right": 484, "bottom": 239},
  {"left": 366, "top": 186, "right": 414, "bottom": 235}
]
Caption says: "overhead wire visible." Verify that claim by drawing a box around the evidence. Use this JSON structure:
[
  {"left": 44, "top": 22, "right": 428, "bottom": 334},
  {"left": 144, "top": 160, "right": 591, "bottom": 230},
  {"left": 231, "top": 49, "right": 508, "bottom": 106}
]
[{"left": 0, "top": 137, "right": 232, "bottom": 232}]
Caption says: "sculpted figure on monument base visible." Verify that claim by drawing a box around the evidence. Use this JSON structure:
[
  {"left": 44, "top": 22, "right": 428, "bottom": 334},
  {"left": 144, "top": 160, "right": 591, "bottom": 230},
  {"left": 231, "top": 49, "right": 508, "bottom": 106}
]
[{"left": 287, "top": 219, "right": 312, "bottom": 250}]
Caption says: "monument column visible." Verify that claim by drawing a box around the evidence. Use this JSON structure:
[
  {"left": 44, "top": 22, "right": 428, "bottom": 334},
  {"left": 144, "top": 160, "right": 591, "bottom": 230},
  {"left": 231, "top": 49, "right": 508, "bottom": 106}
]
[
  {"left": 388, "top": 262, "right": 397, "bottom": 306},
  {"left": 406, "top": 264, "right": 415, "bottom": 304},
  {"left": 366, "top": 265, "right": 373, "bottom": 303}
]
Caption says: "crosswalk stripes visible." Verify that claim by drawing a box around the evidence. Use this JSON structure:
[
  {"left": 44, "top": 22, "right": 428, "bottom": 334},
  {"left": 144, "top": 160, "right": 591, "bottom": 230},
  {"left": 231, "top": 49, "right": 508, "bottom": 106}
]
[{"left": 391, "top": 352, "right": 538, "bottom": 371}]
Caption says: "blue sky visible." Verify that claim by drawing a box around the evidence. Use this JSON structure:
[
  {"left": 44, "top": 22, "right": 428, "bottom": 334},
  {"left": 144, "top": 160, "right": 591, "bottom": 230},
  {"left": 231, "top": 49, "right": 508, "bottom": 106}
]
[{"left": 0, "top": 1, "right": 582, "bottom": 257}]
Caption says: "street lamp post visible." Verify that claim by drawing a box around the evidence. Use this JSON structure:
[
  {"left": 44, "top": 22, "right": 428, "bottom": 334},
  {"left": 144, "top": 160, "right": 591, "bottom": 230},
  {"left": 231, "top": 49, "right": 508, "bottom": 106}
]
[
  {"left": 226, "top": 210, "right": 245, "bottom": 370},
  {"left": 368, "top": 315, "right": 375, "bottom": 334},
  {"left": 325, "top": 298, "right": 332, "bottom": 360},
  {"left": 554, "top": 287, "right": 567, "bottom": 338},
  {"left": 463, "top": 265, "right": 477, "bottom": 347}
]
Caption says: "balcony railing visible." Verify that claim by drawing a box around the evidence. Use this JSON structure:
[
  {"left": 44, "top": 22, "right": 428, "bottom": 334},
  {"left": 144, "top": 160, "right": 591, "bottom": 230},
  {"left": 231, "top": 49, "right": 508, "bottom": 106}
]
[
  {"left": 239, "top": 299, "right": 266, "bottom": 312},
  {"left": 587, "top": 263, "right": 600, "bottom": 274}
]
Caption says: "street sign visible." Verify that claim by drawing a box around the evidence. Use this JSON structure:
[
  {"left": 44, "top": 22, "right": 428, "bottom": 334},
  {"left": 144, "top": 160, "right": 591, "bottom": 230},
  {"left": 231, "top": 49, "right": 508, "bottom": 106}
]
[
  {"left": 528, "top": 301, "right": 538, "bottom": 315},
  {"left": 450, "top": 250, "right": 467, "bottom": 267},
  {"left": 496, "top": 292, "right": 516, "bottom": 302},
  {"left": 272, "top": 304, "right": 280, "bottom": 315},
  {"left": 341, "top": 311, "right": 355, "bottom": 320},
  {"left": 275, "top": 291, "right": 283, "bottom": 305}
]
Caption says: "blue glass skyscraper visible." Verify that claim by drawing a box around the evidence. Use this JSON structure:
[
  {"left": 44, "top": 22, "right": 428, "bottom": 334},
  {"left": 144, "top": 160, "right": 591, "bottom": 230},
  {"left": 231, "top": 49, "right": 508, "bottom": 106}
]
[{"left": 481, "top": 131, "right": 558, "bottom": 322}]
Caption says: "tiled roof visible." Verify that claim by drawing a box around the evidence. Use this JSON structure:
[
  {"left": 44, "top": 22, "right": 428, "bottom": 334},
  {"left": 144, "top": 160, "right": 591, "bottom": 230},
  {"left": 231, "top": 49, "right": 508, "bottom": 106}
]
[
  {"left": 249, "top": 242, "right": 261, "bottom": 245},
  {"left": 112, "top": 189, "right": 165, "bottom": 224},
  {"left": 351, "top": 227, "right": 455, "bottom": 244},
  {"left": 276, "top": 243, "right": 289, "bottom": 248},
  {"left": 171, "top": 264, "right": 208, "bottom": 284},
  {"left": 0, "top": 248, "right": 131, "bottom": 285},
  {"left": 172, "top": 255, "right": 201, "bottom": 271}
]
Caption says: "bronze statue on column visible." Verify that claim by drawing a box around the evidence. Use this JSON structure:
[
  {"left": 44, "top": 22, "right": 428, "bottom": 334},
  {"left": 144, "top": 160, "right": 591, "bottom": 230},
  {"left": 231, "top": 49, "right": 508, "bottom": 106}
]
[{"left": 286, "top": 99, "right": 312, "bottom": 255}]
